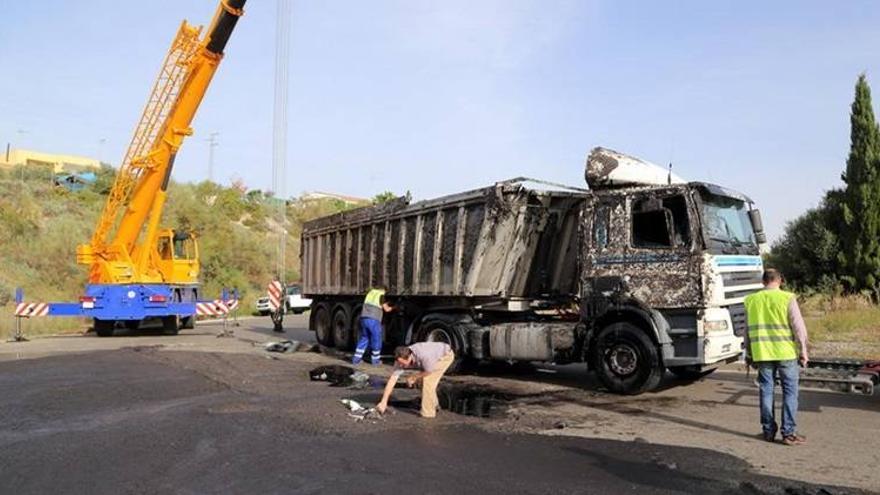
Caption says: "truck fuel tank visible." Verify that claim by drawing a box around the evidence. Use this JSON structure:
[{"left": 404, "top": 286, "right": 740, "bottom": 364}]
[{"left": 487, "top": 322, "right": 577, "bottom": 361}]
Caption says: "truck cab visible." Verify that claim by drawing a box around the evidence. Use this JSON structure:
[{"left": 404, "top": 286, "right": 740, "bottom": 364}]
[{"left": 582, "top": 181, "right": 764, "bottom": 390}]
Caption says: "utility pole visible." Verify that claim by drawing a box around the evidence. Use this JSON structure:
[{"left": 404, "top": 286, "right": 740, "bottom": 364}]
[
  {"left": 206, "top": 132, "right": 219, "bottom": 183},
  {"left": 272, "top": 0, "right": 291, "bottom": 284},
  {"left": 269, "top": 0, "right": 291, "bottom": 334},
  {"left": 15, "top": 128, "right": 28, "bottom": 183}
]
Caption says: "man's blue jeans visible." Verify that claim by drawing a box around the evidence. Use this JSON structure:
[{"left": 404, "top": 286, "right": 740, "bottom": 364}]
[
  {"left": 352, "top": 317, "right": 382, "bottom": 365},
  {"left": 757, "top": 360, "right": 800, "bottom": 437}
]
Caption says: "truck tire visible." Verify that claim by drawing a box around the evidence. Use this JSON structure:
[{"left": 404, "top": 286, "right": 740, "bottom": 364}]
[
  {"left": 332, "top": 304, "right": 353, "bottom": 351},
  {"left": 416, "top": 314, "right": 471, "bottom": 374},
  {"left": 313, "top": 303, "right": 334, "bottom": 347},
  {"left": 162, "top": 316, "right": 180, "bottom": 336},
  {"left": 669, "top": 366, "right": 714, "bottom": 381},
  {"left": 590, "top": 322, "right": 663, "bottom": 395},
  {"left": 94, "top": 319, "right": 115, "bottom": 337}
]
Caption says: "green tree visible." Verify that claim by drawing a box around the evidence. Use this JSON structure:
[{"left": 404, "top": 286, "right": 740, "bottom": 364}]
[
  {"left": 768, "top": 197, "right": 840, "bottom": 293},
  {"left": 839, "top": 74, "right": 880, "bottom": 295},
  {"left": 372, "top": 191, "right": 397, "bottom": 204}
]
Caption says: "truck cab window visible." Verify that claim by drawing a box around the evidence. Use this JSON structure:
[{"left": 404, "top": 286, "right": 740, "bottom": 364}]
[{"left": 632, "top": 195, "right": 690, "bottom": 249}]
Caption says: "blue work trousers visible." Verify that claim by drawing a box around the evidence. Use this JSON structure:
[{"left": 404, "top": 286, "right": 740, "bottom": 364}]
[
  {"left": 353, "top": 317, "right": 382, "bottom": 365},
  {"left": 757, "top": 360, "right": 800, "bottom": 437}
]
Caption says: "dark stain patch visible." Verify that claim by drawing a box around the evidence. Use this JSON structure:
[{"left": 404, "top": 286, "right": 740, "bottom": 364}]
[{"left": 355, "top": 383, "right": 518, "bottom": 418}]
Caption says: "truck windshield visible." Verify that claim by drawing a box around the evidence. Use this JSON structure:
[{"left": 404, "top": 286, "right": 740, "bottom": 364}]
[{"left": 698, "top": 191, "right": 757, "bottom": 254}]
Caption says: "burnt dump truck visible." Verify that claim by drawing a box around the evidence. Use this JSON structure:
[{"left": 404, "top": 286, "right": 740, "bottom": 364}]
[{"left": 302, "top": 147, "right": 768, "bottom": 394}]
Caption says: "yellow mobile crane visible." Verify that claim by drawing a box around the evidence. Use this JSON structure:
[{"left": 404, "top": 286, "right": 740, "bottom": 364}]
[{"left": 39, "top": 0, "right": 247, "bottom": 336}]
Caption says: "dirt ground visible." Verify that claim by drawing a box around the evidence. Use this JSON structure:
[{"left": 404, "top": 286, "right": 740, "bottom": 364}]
[{"left": 1, "top": 314, "right": 877, "bottom": 493}]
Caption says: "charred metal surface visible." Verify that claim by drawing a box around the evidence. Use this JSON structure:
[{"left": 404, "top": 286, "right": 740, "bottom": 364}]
[
  {"left": 302, "top": 180, "right": 585, "bottom": 302},
  {"left": 580, "top": 185, "right": 705, "bottom": 311},
  {"left": 585, "top": 147, "right": 685, "bottom": 189}
]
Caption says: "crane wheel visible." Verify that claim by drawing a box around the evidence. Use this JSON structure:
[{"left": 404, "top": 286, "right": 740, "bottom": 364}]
[
  {"left": 162, "top": 316, "right": 180, "bottom": 336},
  {"left": 94, "top": 319, "right": 115, "bottom": 337}
]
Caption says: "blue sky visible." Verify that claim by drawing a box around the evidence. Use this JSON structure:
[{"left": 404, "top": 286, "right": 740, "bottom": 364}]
[{"left": 2, "top": 1, "right": 879, "bottom": 240}]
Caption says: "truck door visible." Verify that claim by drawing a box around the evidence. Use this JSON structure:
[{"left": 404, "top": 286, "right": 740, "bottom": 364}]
[{"left": 584, "top": 191, "right": 701, "bottom": 308}]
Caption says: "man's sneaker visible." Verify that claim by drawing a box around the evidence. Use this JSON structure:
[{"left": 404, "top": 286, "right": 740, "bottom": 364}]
[{"left": 782, "top": 434, "right": 807, "bottom": 446}]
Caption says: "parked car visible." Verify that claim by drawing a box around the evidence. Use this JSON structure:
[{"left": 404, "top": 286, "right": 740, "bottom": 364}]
[
  {"left": 255, "top": 296, "right": 272, "bottom": 316},
  {"left": 285, "top": 284, "right": 312, "bottom": 314}
]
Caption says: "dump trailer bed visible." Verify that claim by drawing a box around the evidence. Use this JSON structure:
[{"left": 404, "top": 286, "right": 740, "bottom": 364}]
[{"left": 301, "top": 180, "right": 585, "bottom": 302}]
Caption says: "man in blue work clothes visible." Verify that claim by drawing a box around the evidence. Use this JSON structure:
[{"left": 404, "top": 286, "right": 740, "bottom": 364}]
[
  {"left": 744, "top": 269, "right": 809, "bottom": 446},
  {"left": 352, "top": 286, "right": 393, "bottom": 365}
]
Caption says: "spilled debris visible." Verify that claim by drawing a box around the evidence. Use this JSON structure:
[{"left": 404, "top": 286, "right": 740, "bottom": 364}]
[
  {"left": 309, "top": 365, "right": 356, "bottom": 386},
  {"left": 340, "top": 399, "right": 384, "bottom": 422},
  {"left": 264, "top": 340, "right": 318, "bottom": 353}
]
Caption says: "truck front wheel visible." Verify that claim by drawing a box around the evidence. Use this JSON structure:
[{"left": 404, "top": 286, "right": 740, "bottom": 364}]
[{"left": 590, "top": 322, "right": 663, "bottom": 395}]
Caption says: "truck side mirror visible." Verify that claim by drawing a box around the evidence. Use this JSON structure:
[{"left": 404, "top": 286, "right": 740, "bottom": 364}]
[{"left": 748, "top": 209, "right": 767, "bottom": 244}]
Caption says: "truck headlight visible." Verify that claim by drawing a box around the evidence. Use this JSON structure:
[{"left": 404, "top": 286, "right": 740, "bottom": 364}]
[{"left": 704, "top": 319, "right": 729, "bottom": 332}]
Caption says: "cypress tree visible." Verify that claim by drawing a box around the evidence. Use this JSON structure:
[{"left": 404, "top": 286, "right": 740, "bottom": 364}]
[{"left": 839, "top": 74, "right": 880, "bottom": 295}]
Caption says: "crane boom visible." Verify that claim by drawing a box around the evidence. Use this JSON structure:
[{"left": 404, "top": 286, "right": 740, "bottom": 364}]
[{"left": 77, "top": 0, "right": 246, "bottom": 286}]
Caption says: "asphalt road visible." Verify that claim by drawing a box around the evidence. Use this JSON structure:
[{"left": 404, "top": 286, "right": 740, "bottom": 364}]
[{"left": 0, "top": 316, "right": 869, "bottom": 495}]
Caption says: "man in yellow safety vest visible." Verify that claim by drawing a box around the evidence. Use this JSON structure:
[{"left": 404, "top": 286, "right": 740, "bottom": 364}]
[
  {"left": 352, "top": 286, "right": 394, "bottom": 365},
  {"left": 744, "top": 269, "right": 809, "bottom": 446}
]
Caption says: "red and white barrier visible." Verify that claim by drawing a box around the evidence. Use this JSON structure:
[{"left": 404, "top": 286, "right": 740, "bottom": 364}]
[
  {"left": 267, "top": 280, "right": 283, "bottom": 311},
  {"left": 195, "top": 299, "right": 239, "bottom": 316},
  {"left": 14, "top": 302, "right": 49, "bottom": 318}
]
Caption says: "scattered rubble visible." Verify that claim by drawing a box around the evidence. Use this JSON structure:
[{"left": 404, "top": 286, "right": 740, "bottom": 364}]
[{"left": 264, "top": 340, "right": 319, "bottom": 353}]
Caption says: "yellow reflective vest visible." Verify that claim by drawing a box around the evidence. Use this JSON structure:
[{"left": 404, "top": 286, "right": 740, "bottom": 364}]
[
  {"left": 743, "top": 289, "right": 799, "bottom": 362},
  {"left": 361, "top": 289, "right": 386, "bottom": 321}
]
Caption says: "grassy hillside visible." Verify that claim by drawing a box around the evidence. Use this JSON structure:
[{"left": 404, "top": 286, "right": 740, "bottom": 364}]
[{"left": 0, "top": 168, "right": 359, "bottom": 338}]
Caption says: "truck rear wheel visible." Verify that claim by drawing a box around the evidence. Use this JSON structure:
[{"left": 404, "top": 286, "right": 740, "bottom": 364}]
[
  {"left": 313, "top": 303, "right": 333, "bottom": 347},
  {"left": 416, "top": 315, "right": 470, "bottom": 374},
  {"left": 94, "top": 319, "right": 115, "bottom": 337},
  {"left": 590, "top": 322, "right": 663, "bottom": 395},
  {"left": 332, "top": 305, "right": 353, "bottom": 351}
]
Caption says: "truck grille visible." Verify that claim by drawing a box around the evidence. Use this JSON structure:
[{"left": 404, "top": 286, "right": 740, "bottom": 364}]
[
  {"left": 727, "top": 303, "right": 747, "bottom": 337},
  {"left": 720, "top": 270, "right": 763, "bottom": 303}
]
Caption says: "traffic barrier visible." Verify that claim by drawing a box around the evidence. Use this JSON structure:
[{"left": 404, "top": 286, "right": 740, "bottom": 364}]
[
  {"left": 14, "top": 302, "right": 49, "bottom": 318},
  {"left": 267, "top": 280, "right": 283, "bottom": 311},
  {"left": 196, "top": 299, "right": 237, "bottom": 316}
]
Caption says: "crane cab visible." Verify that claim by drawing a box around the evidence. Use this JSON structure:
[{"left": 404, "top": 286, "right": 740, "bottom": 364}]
[{"left": 156, "top": 229, "right": 200, "bottom": 285}]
